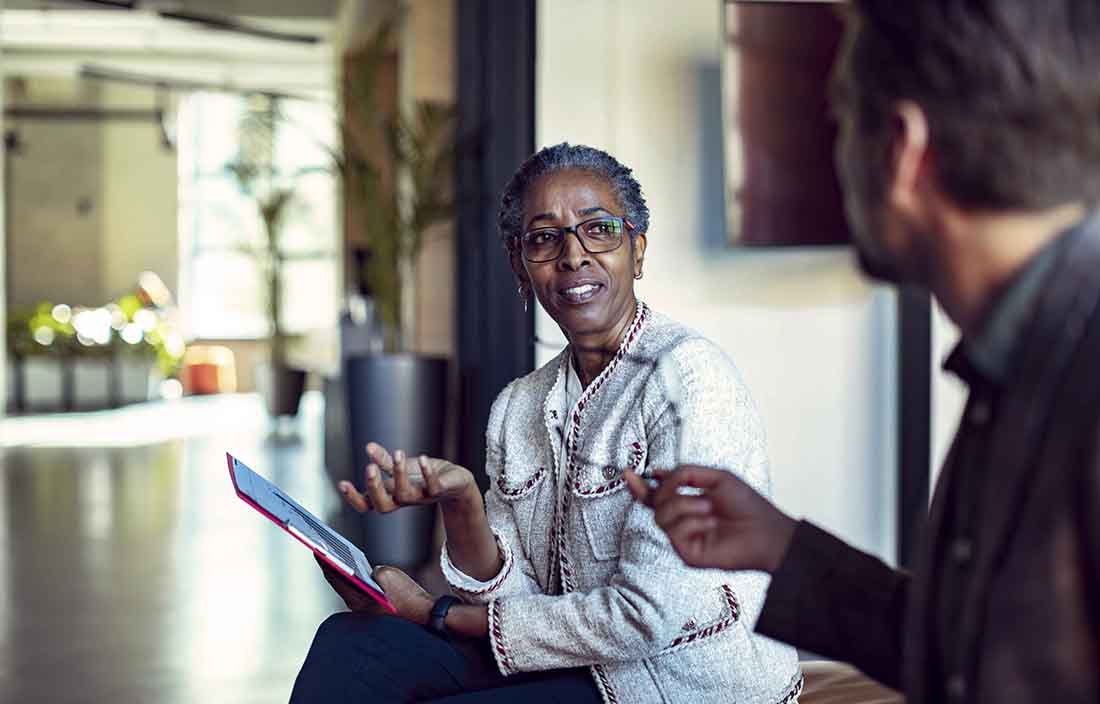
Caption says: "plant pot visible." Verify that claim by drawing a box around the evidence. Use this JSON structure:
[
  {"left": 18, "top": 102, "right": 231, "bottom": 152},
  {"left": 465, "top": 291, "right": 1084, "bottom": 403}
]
[
  {"left": 7, "top": 357, "right": 23, "bottom": 413},
  {"left": 343, "top": 354, "right": 448, "bottom": 571},
  {"left": 115, "top": 357, "right": 155, "bottom": 405},
  {"left": 73, "top": 358, "right": 112, "bottom": 410},
  {"left": 23, "top": 357, "right": 64, "bottom": 412},
  {"left": 257, "top": 362, "right": 307, "bottom": 418}
]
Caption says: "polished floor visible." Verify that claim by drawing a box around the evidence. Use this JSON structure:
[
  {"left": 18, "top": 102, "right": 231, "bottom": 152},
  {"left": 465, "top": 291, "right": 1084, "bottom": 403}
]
[{"left": 0, "top": 393, "right": 371, "bottom": 704}]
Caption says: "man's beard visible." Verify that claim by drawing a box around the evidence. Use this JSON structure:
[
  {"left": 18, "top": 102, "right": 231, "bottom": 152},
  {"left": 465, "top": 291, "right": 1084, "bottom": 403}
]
[
  {"left": 841, "top": 171, "right": 916, "bottom": 285},
  {"left": 846, "top": 198, "right": 907, "bottom": 284},
  {"left": 854, "top": 237, "right": 905, "bottom": 284}
]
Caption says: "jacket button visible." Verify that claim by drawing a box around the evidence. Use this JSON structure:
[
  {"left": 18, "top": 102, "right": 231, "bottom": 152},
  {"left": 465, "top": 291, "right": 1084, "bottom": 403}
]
[
  {"left": 950, "top": 539, "right": 974, "bottom": 565},
  {"left": 682, "top": 618, "right": 697, "bottom": 631},
  {"left": 968, "top": 400, "right": 991, "bottom": 425},
  {"left": 603, "top": 466, "right": 617, "bottom": 480},
  {"left": 946, "top": 674, "right": 967, "bottom": 700}
]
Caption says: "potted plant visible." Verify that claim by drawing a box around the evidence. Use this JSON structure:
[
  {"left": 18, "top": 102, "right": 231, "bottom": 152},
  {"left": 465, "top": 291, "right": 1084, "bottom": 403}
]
[
  {"left": 326, "top": 12, "right": 462, "bottom": 569},
  {"left": 5, "top": 304, "right": 68, "bottom": 412},
  {"left": 6, "top": 292, "right": 183, "bottom": 412},
  {"left": 226, "top": 95, "right": 321, "bottom": 418}
]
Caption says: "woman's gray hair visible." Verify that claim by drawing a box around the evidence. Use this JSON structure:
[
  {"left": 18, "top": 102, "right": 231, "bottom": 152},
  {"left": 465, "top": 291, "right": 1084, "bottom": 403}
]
[{"left": 498, "top": 143, "right": 650, "bottom": 250}]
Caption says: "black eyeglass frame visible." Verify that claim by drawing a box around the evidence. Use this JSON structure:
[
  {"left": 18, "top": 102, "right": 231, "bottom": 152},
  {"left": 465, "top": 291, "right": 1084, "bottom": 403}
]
[{"left": 511, "top": 215, "right": 636, "bottom": 263}]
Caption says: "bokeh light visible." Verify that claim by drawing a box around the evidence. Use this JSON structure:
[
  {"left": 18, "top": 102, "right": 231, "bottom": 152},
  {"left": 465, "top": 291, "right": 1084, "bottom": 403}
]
[
  {"left": 160, "top": 378, "right": 184, "bottom": 400},
  {"left": 33, "top": 326, "right": 55, "bottom": 346},
  {"left": 52, "top": 303, "right": 72, "bottom": 324},
  {"left": 121, "top": 323, "right": 144, "bottom": 345}
]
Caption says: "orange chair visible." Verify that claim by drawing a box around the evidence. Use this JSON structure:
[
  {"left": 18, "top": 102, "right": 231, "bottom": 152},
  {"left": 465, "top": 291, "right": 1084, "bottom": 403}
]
[{"left": 181, "top": 345, "right": 238, "bottom": 395}]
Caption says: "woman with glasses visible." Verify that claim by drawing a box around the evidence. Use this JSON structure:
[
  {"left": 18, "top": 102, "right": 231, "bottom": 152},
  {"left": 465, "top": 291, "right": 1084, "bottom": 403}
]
[{"left": 291, "top": 143, "right": 801, "bottom": 703}]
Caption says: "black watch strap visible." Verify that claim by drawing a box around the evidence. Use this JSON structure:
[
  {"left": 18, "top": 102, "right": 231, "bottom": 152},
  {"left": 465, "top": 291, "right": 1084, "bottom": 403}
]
[{"left": 428, "top": 595, "right": 460, "bottom": 639}]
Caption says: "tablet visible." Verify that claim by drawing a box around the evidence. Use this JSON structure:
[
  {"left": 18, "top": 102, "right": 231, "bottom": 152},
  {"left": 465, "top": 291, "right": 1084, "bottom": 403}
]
[{"left": 226, "top": 452, "right": 395, "bottom": 614}]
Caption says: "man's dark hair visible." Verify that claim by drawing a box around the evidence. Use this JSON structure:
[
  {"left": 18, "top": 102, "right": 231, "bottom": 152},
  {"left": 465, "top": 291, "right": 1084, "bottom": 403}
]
[
  {"left": 840, "top": 0, "right": 1100, "bottom": 210},
  {"left": 498, "top": 143, "right": 650, "bottom": 249}
]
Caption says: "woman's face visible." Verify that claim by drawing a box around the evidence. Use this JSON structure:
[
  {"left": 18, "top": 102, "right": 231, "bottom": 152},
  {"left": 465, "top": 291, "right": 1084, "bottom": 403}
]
[{"left": 514, "top": 169, "right": 646, "bottom": 341}]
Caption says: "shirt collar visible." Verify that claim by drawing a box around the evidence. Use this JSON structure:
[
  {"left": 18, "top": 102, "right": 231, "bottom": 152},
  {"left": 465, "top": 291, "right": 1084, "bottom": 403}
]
[{"left": 944, "top": 214, "right": 1087, "bottom": 387}]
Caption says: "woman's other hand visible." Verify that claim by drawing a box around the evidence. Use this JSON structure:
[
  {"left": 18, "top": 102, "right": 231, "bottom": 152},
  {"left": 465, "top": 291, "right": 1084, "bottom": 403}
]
[
  {"left": 317, "top": 556, "right": 435, "bottom": 625},
  {"left": 338, "top": 442, "right": 476, "bottom": 513},
  {"left": 316, "top": 555, "right": 388, "bottom": 615},
  {"left": 371, "top": 566, "right": 434, "bottom": 625},
  {"left": 625, "top": 466, "right": 796, "bottom": 574}
]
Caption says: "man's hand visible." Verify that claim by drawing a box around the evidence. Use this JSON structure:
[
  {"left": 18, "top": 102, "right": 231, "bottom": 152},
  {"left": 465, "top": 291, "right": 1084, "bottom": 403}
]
[
  {"left": 624, "top": 466, "right": 797, "bottom": 573},
  {"left": 316, "top": 557, "right": 434, "bottom": 624}
]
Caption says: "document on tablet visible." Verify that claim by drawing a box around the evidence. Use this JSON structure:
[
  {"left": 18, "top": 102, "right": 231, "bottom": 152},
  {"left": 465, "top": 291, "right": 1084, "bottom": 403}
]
[{"left": 226, "top": 452, "right": 395, "bottom": 613}]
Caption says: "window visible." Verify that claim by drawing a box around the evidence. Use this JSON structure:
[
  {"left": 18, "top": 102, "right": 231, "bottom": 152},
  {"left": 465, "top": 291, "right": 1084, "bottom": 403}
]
[{"left": 177, "top": 92, "right": 338, "bottom": 340}]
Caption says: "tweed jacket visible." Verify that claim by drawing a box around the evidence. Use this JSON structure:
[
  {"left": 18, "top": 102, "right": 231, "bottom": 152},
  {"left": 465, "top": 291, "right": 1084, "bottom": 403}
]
[{"left": 441, "top": 303, "right": 802, "bottom": 704}]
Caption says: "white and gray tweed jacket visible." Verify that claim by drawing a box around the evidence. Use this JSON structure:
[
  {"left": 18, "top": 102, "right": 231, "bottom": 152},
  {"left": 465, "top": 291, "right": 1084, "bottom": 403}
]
[{"left": 440, "top": 303, "right": 803, "bottom": 704}]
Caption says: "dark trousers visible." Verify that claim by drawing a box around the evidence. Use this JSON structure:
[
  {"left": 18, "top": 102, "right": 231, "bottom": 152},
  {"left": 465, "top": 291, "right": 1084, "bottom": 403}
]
[{"left": 289, "top": 613, "right": 603, "bottom": 703}]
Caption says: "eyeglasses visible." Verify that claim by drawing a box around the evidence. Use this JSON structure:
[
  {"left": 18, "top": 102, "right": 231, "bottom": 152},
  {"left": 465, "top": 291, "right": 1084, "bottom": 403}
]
[{"left": 514, "top": 215, "right": 635, "bottom": 263}]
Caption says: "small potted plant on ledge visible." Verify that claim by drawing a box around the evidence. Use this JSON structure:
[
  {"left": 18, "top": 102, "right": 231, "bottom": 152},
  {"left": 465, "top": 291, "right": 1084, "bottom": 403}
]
[{"left": 227, "top": 95, "right": 330, "bottom": 420}]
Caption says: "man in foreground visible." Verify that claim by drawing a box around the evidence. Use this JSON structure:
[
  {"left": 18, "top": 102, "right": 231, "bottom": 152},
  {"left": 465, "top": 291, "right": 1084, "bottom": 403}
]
[{"left": 627, "top": 1, "right": 1100, "bottom": 701}]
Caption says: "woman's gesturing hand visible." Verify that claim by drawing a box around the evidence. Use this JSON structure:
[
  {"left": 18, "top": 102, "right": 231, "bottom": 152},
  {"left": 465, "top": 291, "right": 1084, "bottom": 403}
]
[
  {"left": 338, "top": 442, "right": 476, "bottom": 513},
  {"left": 624, "top": 466, "right": 797, "bottom": 574}
]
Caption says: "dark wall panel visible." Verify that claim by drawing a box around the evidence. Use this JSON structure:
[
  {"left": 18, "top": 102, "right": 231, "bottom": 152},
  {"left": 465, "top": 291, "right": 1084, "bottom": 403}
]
[
  {"left": 455, "top": 0, "right": 536, "bottom": 488},
  {"left": 897, "top": 287, "right": 932, "bottom": 568}
]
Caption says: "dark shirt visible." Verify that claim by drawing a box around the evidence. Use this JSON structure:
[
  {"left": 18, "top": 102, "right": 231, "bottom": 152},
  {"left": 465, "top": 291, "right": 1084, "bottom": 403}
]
[
  {"left": 755, "top": 223, "right": 1082, "bottom": 698},
  {"left": 932, "top": 230, "right": 1069, "bottom": 701}
]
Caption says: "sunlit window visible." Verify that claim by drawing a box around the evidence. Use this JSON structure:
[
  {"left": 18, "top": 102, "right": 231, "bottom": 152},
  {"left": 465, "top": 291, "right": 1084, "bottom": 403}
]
[{"left": 176, "top": 92, "right": 338, "bottom": 340}]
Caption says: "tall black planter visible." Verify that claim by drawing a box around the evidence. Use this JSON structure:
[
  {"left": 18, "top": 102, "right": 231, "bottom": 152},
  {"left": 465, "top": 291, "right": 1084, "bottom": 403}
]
[
  {"left": 264, "top": 363, "right": 306, "bottom": 418},
  {"left": 344, "top": 354, "right": 447, "bottom": 571}
]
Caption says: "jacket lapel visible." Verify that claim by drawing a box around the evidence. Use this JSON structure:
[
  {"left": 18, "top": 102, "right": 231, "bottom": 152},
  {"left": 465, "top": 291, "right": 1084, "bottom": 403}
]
[
  {"left": 904, "top": 425, "right": 966, "bottom": 701},
  {"left": 957, "top": 216, "right": 1100, "bottom": 662}
]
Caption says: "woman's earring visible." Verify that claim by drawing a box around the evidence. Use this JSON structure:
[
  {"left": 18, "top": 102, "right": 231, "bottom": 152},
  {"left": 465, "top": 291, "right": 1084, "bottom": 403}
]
[
  {"left": 518, "top": 286, "right": 529, "bottom": 312},
  {"left": 634, "top": 271, "right": 644, "bottom": 280}
]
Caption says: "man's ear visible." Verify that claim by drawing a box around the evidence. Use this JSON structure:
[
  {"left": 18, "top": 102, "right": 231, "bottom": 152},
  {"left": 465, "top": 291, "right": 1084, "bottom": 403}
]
[{"left": 888, "top": 100, "right": 932, "bottom": 220}]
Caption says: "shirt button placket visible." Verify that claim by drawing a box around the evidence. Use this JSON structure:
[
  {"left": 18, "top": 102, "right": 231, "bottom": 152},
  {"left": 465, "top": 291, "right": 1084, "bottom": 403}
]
[
  {"left": 968, "top": 399, "right": 992, "bottom": 425},
  {"left": 946, "top": 674, "right": 968, "bottom": 701},
  {"left": 950, "top": 538, "right": 974, "bottom": 566}
]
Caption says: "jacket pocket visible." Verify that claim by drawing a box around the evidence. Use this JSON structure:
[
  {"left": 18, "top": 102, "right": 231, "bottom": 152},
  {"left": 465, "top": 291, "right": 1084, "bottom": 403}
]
[
  {"left": 492, "top": 464, "right": 549, "bottom": 556},
  {"left": 657, "top": 584, "right": 741, "bottom": 656},
  {"left": 572, "top": 439, "right": 647, "bottom": 561},
  {"left": 577, "top": 486, "right": 631, "bottom": 561}
]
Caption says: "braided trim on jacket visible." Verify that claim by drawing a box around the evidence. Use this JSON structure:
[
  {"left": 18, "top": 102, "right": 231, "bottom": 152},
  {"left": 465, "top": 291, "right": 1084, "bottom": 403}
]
[
  {"left": 777, "top": 671, "right": 805, "bottom": 704},
  {"left": 661, "top": 585, "right": 741, "bottom": 654},
  {"left": 552, "top": 302, "right": 649, "bottom": 595},
  {"left": 590, "top": 664, "right": 621, "bottom": 704},
  {"left": 572, "top": 476, "right": 625, "bottom": 496},
  {"left": 548, "top": 302, "right": 648, "bottom": 703},
  {"left": 572, "top": 441, "right": 645, "bottom": 497},
  {"left": 486, "top": 599, "right": 517, "bottom": 677},
  {"left": 495, "top": 465, "right": 548, "bottom": 500},
  {"left": 441, "top": 532, "right": 515, "bottom": 597}
]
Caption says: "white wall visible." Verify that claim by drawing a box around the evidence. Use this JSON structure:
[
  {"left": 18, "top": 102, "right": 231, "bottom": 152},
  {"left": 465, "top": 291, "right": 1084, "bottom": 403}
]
[
  {"left": 931, "top": 303, "right": 967, "bottom": 482},
  {"left": 537, "top": 0, "right": 898, "bottom": 563},
  {"left": 101, "top": 84, "right": 179, "bottom": 299},
  {"left": 5, "top": 78, "right": 178, "bottom": 307},
  {"left": 1, "top": 9, "right": 7, "bottom": 415}
]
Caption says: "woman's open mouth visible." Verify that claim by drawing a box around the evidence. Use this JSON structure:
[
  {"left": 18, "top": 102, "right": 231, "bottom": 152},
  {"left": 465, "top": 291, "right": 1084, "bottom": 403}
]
[{"left": 557, "top": 282, "right": 604, "bottom": 305}]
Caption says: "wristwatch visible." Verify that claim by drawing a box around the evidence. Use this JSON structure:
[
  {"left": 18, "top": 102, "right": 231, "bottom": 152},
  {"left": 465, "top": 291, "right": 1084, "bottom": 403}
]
[{"left": 428, "top": 595, "right": 460, "bottom": 639}]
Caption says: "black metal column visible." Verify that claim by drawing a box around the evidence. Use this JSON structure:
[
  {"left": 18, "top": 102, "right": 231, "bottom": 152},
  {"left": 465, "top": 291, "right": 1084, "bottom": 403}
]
[
  {"left": 455, "top": 0, "right": 536, "bottom": 489},
  {"left": 897, "top": 286, "right": 932, "bottom": 568}
]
